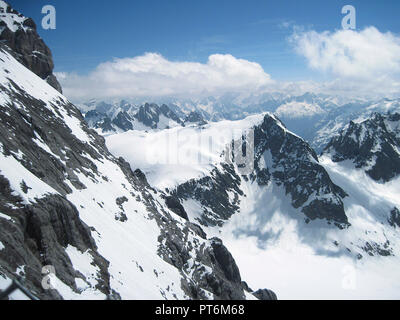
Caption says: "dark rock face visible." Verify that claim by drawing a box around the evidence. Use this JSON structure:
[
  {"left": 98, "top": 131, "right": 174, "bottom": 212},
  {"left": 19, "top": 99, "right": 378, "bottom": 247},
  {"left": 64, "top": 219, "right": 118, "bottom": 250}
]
[
  {"left": 112, "top": 111, "right": 133, "bottom": 131},
  {"left": 97, "top": 118, "right": 115, "bottom": 133},
  {"left": 171, "top": 114, "right": 348, "bottom": 229},
  {"left": 164, "top": 195, "right": 189, "bottom": 220},
  {"left": 209, "top": 238, "right": 241, "bottom": 284},
  {"left": 173, "top": 163, "right": 243, "bottom": 227},
  {"left": 134, "top": 103, "right": 184, "bottom": 129},
  {"left": 134, "top": 103, "right": 160, "bottom": 128},
  {"left": 389, "top": 207, "right": 400, "bottom": 228},
  {"left": 185, "top": 111, "right": 207, "bottom": 125},
  {"left": 253, "top": 289, "right": 278, "bottom": 301},
  {"left": 84, "top": 102, "right": 184, "bottom": 132},
  {"left": 160, "top": 104, "right": 184, "bottom": 126},
  {"left": 240, "top": 281, "right": 278, "bottom": 300},
  {"left": 157, "top": 223, "right": 247, "bottom": 300},
  {"left": 324, "top": 112, "right": 400, "bottom": 182},
  {"left": 0, "top": 1, "right": 62, "bottom": 92},
  {"left": 252, "top": 114, "right": 349, "bottom": 227},
  {"left": 84, "top": 110, "right": 114, "bottom": 132},
  {"left": 0, "top": 188, "right": 116, "bottom": 299}
]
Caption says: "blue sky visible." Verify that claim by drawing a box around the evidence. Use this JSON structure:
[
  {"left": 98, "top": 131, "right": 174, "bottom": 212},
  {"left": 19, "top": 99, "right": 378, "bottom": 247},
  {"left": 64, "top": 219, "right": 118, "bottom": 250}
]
[{"left": 11, "top": 0, "right": 400, "bottom": 81}]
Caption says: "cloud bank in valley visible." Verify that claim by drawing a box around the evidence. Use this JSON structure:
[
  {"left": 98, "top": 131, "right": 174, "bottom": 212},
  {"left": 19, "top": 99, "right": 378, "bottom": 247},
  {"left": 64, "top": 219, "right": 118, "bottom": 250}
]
[{"left": 58, "top": 27, "right": 400, "bottom": 102}]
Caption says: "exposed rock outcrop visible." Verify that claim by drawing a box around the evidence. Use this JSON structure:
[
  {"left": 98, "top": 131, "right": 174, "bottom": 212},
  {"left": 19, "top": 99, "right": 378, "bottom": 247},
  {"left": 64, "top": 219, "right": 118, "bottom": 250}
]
[
  {"left": 0, "top": 0, "right": 62, "bottom": 92},
  {"left": 323, "top": 112, "right": 400, "bottom": 182}
]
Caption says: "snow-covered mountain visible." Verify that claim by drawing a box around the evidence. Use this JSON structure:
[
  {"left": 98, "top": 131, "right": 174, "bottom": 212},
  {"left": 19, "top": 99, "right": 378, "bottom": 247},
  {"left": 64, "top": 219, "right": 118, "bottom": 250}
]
[
  {"left": 106, "top": 109, "right": 400, "bottom": 299},
  {"left": 323, "top": 112, "right": 400, "bottom": 182},
  {"left": 2, "top": 0, "right": 400, "bottom": 300},
  {"left": 76, "top": 71, "right": 400, "bottom": 299},
  {"left": 0, "top": 1, "right": 274, "bottom": 300},
  {"left": 78, "top": 92, "right": 342, "bottom": 129},
  {"left": 79, "top": 94, "right": 400, "bottom": 154},
  {"left": 80, "top": 101, "right": 207, "bottom": 134}
]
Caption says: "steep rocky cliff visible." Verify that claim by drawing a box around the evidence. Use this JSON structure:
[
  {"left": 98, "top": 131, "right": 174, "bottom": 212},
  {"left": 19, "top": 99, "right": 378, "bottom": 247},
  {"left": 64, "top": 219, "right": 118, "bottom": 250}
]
[{"left": 0, "top": 0, "right": 62, "bottom": 93}]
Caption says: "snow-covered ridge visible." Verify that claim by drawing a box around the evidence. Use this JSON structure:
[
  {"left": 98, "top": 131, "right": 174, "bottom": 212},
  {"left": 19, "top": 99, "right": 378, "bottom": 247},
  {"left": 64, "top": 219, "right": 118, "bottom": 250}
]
[
  {"left": 80, "top": 94, "right": 400, "bottom": 154},
  {"left": 323, "top": 112, "right": 400, "bottom": 182},
  {"left": 81, "top": 101, "right": 206, "bottom": 134},
  {"left": 0, "top": 47, "right": 64, "bottom": 104},
  {"left": 105, "top": 102, "right": 400, "bottom": 298},
  {"left": 106, "top": 113, "right": 268, "bottom": 189}
]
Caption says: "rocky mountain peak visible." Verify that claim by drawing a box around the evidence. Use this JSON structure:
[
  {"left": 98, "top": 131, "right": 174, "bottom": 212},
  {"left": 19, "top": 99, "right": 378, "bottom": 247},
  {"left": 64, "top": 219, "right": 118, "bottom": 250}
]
[
  {"left": 250, "top": 114, "right": 349, "bottom": 227},
  {"left": 169, "top": 113, "right": 349, "bottom": 229},
  {"left": 83, "top": 101, "right": 186, "bottom": 133},
  {"left": 323, "top": 112, "right": 400, "bottom": 182},
  {"left": 185, "top": 111, "right": 207, "bottom": 125},
  {"left": 0, "top": 0, "right": 62, "bottom": 93}
]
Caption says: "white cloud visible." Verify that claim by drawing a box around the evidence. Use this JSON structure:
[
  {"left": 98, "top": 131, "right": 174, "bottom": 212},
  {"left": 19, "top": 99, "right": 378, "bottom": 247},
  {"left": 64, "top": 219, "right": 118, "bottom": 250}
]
[
  {"left": 57, "top": 27, "right": 400, "bottom": 102},
  {"left": 275, "top": 101, "right": 325, "bottom": 119},
  {"left": 291, "top": 26, "right": 400, "bottom": 80},
  {"left": 284, "top": 26, "right": 400, "bottom": 99},
  {"left": 58, "top": 53, "right": 273, "bottom": 101}
]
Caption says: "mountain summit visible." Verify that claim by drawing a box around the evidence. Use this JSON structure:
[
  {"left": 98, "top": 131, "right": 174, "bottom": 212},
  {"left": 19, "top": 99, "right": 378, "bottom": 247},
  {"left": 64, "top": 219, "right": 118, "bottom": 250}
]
[{"left": 0, "top": 0, "right": 62, "bottom": 93}]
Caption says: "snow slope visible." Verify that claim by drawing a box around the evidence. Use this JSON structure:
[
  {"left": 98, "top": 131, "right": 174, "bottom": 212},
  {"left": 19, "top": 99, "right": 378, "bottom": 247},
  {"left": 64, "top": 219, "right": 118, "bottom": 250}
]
[
  {"left": 216, "top": 154, "right": 400, "bottom": 299},
  {"left": 0, "top": 45, "right": 183, "bottom": 299},
  {"left": 106, "top": 114, "right": 266, "bottom": 190}
]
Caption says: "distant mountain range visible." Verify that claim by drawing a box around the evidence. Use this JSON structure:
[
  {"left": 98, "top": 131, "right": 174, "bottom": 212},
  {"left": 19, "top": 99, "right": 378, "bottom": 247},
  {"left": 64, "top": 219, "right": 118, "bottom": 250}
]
[
  {"left": 78, "top": 95, "right": 400, "bottom": 152},
  {"left": 2, "top": 0, "right": 400, "bottom": 300}
]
